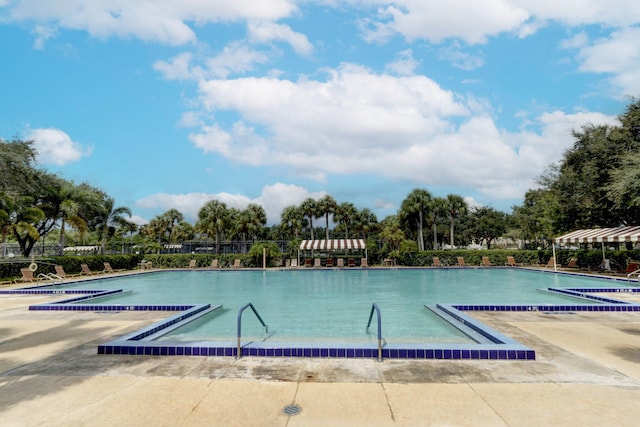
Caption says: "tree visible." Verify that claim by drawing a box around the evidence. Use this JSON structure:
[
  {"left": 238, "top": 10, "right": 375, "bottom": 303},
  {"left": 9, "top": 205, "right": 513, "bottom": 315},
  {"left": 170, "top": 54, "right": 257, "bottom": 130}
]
[
  {"left": 317, "top": 195, "right": 337, "bottom": 240},
  {"left": 299, "top": 198, "right": 318, "bottom": 240},
  {"left": 94, "top": 196, "right": 132, "bottom": 254},
  {"left": 0, "top": 138, "right": 40, "bottom": 195},
  {"left": 160, "top": 209, "right": 184, "bottom": 243},
  {"left": 532, "top": 99, "right": 640, "bottom": 231},
  {"left": 355, "top": 208, "right": 378, "bottom": 240},
  {"left": 429, "top": 197, "right": 447, "bottom": 249},
  {"left": 379, "top": 215, "right": 405, "bottom": 253},
  {"left": 197, "top": 200, "right": 229, "bottom": 254},
  {"left": 280, "top": 205, "right": 305, "bottom": 240},
  {"left": 334, "top": 202, "right": 357, "bottom": 239},
  {"left": 469, "top": 206, "right": 508, "bottom": 249},
  {"left": 399, "top": 188, "right": 432, "bottom": 251},
  {"left": 445, "top": 194, "right": 467, "bottom": 248}
]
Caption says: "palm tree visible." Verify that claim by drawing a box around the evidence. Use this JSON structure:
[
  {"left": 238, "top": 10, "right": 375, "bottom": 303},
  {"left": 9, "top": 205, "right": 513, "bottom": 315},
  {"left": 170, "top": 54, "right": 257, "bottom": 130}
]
[
  {"left": 299, "top": 198, "right": 318, "bottom": 240},
  {"left": 55, "top": 182, "right": 93, "bottom": 254},
  {"left": 197, "top": 200, "right": 229, "bottom": 254},
  {"left": 399, "top": 188, "right": 432, "bottom": 251},
  {"left": 429, "top": 197, "right": 448, "bottom": 249},
  {"left": 280, "top": 205, "right": 305, "bottom": 240},
  {"left": 94, "top": 197, "right": 132, "bottom": 254},
  {"left": 160, "top": 209, "right": 184, "bottom": 243},
  {"left": 317, "top": 195, "right": 337, "bottom": 240},
  {"left": 379, "top": 215, "right": 405, "bottom": 252},
  {"left": 355, "top": 208, "right": 378, "bottom": 240},
  {"left": 445, "top": 194, "right": 467, "bottom": 248},
  {"left": 334, "top": 202, "right": 357, "bottom": 239}
]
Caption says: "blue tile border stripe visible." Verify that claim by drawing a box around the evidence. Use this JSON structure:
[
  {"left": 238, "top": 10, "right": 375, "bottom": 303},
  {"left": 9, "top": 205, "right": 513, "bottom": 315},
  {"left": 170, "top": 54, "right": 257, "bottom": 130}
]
[{"left": 2, "top": 271, "right": 639, "bottom": 361}]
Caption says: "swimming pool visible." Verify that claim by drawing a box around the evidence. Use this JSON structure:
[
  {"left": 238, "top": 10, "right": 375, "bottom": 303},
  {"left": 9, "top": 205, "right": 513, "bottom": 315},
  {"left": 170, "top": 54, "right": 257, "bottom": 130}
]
[
  {"left": 62, "top": 268, "right": 602, "bottom": 343},
  {"left": 14, "top": 268, "right": 640, "bottom": 360}
]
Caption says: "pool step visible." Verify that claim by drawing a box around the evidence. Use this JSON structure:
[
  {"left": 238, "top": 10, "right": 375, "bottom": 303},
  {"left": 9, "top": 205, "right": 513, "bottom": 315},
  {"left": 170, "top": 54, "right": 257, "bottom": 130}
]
[{"left": 425, "top": 305, "right": 493, "bottom": 344}]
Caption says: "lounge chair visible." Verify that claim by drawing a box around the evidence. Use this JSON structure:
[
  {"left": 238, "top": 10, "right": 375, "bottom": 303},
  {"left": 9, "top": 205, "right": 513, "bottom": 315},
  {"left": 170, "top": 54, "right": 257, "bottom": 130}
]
[
  {"left": 383, "top": 258, "right": 396, "bottom": 267},
  {"left": 304, "top": 259, "right": 312, "bottom": 267},
  {"left": 326, "top": 258, "right": 334, "bottom": 268},
  {"left": 625, "top": 261, "right": 639, "bottom": 272},
  {"left": 285, "top": 259, "right": 291, "bottom": 267},
  {"left": 543, "top": 258, "right": 556, "bottom": 268},
  {"left": 290, "top": 259, "right": 298, "bottom": 268},
  {"left": 15, "top": 268, "right": 38, "bottom": 283},
  {"left": 455, "top": 257, "right": 466, "bottom": 267},
  {"left": 313, "top": 258, "right": 321, "bottom": 268},
  {"left": 231, "top": 259, "right": 242, "bottom": 269},
  {"left": 566, "top": 258, "right": 579, "bottom": 269},
  {"left": 103, "top": 262, "right": 121, "bottom": 274},
  {"left": 361, "top": 258, "right": 369, "bottom": 268},
  {"left": 55, "top": 265, "right": 79, "bottom": 279},
  {"left": 481, "top": 256, "right": 492, "bottom": 267},
  {"left": 337, "top": 258, "right": 345, "bottom": 268},
  {"left": 210, "top": 259, "right": 219, "bottom": 269},
  {"left": 505, "top": 256, "right": 521, "bottom": 267},
  {"left": 81, "top": 263, "right": 98, "bottom": 275},
  {"left": 432, "top": 257, "right": 447, "bottom": 267},
  {"left": 348, "top": 258, "right": 356, "bottom": 267},
  {"left": 188, "top": 259, "right": 197, "bottom": 269}
]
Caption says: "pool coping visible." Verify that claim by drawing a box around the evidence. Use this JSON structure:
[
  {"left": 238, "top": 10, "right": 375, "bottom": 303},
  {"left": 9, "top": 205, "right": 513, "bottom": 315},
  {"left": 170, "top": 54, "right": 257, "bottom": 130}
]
[{"left": 2, "top": 267, "right": 639, "bottom": 361}]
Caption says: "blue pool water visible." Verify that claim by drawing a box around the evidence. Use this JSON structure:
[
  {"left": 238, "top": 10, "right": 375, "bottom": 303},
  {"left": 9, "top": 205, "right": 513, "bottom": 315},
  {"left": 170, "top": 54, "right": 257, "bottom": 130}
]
[{"left": 61, "top": 268, "right": 607, "bottom": 345}]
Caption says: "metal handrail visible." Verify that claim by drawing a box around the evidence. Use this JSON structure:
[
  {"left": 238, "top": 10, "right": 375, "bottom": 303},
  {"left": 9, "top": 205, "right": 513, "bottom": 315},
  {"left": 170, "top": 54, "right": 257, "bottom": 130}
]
[
  {"left": 38, "top": 272, "right": 63, "bottom": 283},
  {"left": 236, "top": 302, "right": 268, "bottom": 358},
  {"left": 366, "top": 303, "right": 383, "bottom": 362}
]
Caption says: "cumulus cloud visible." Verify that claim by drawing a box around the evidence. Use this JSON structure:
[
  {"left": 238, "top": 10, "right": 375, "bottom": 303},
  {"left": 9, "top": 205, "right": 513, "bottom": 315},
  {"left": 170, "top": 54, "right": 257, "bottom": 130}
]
[
  {"left": 3, "top": 0, "right": 298, "bottom": 46},
  {"left": 247, "top": 21, "right": 313, "bottom": 56},
  {"left": 135, "top": 183, "right": 324, "bottom": 224},
  {"left": 353, "top": 1, "right": 640, "bottom": 49},
  {"left": 184, "top": 64, "right": 618, "bottom": 201},
  {"left": 385, "top": 49, "right": 419, "bottom": 76},
  {"left": 26, "top": 127, "right": 92, "bottom": 166},
  {"left": 360, "top": 0, "right": 530, "bottom": 44},
  {"left": 154, "top": 42, "right": 270, "bottom": 81},
  {"left": 566, "top": 27, "right": 640, "bottom": 97}
]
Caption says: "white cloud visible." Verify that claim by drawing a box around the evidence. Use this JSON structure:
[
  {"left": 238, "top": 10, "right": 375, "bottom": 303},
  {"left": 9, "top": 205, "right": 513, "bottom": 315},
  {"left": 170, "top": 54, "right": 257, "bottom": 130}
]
[
  {"left": 135, "top": 183, "right": 324, "bottom": 224},
  {"left": 247, "top": 21, "right": 313, "bottom": 56},
  {"left": 361, "top": 0, "right": 530, "bottom": 44},
  {"left": 26, "top": 127, "right": 92, "bottom": 166},
  {"left": 31, "top": 24, "right": 56, "bottom": 50},
  {"left": 567, "top": 27, "right": 640, "bottom": 97},
  {"left": 437, "top": 42, "right": 485, "bottom": 71},
  {"left": 154, "top": 43, "right": 270, "bottom": 81},
  {"left": 385, "top": 49, "right": 418, "bottom": 76},
  {"left": 354, "top": 1, "right": 640, "bottom": 46},
  {"left": 186, "top": 64, "right": 618, "bottom": 202},
  {"left": 4, "top": 0, "right": 298, "bottom": 46}
]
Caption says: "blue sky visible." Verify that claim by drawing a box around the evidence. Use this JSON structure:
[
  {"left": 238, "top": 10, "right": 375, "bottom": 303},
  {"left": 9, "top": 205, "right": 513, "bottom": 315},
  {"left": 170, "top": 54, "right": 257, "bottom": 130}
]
[{"left": 1, "top": 1, "right": 636, "bottom": 225}]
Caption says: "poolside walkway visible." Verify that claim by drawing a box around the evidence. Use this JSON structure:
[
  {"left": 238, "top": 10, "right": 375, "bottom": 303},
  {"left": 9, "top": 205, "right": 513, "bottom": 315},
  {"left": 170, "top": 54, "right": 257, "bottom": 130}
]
[{"left": 1, "top": 275, "right": 640, "bottom": 426}]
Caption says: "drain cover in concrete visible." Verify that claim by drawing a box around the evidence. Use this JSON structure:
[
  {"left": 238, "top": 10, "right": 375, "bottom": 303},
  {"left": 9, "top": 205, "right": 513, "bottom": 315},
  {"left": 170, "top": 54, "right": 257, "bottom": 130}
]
[{"left": 283, "top": 404, "right": 302, "bottom": 415}]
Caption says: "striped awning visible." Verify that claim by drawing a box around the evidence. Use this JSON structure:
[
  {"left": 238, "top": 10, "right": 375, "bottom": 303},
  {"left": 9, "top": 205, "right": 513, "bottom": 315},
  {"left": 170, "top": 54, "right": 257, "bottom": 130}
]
[
  {"left": 299, "top": 239, "right": 366, "bottom": 251},
  {"left": 554, "top": 226, "right": 640, "bottom": 244}
]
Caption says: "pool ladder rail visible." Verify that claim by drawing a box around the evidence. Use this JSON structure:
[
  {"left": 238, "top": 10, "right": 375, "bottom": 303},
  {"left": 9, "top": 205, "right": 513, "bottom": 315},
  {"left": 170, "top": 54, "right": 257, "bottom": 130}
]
[
  {"left": 38, "top": 272, "right": 63, "bottom": 284},
  {"left": 366, "top": 303, "right": 384, "bottom": 362},
  {"left": 627, "top": 268, "right": 640, "bottom": 281},
  {"left": 236, "top": 302, "right": 268, "bottom": 359}
]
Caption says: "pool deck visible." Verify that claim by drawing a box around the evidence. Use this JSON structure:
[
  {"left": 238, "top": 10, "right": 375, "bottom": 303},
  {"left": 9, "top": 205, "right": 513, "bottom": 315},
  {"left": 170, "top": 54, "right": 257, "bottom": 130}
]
[{"left": 2, "top": 269, "right": 640, "bottom": 426}]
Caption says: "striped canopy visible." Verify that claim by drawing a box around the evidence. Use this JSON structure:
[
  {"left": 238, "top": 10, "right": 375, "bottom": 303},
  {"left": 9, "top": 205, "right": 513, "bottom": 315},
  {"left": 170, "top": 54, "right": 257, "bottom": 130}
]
[
  {"left": 299, "top": 239, "right": 366, "bottom": 251},
  {"left": 554, "top": 226, "right": 640, "bottom": 244}
]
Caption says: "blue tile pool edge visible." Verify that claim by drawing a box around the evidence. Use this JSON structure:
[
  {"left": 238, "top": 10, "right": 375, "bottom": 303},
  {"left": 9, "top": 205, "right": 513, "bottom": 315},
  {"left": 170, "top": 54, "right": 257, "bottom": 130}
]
[{"left": 4, "top": 275, "right": 640, "bottom": 361}]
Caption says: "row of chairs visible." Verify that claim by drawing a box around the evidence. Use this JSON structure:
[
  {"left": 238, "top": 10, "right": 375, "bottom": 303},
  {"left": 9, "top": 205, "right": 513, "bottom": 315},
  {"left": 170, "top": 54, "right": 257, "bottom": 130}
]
[
  {"left": 301, "top": 258, "right": 368, "bottom": 268},
  {"left": 14, "top": 262, "right": 121, "bottom": 283},
  {"left": 431, "top": 256, "right": 517, "bottom": 267}
]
